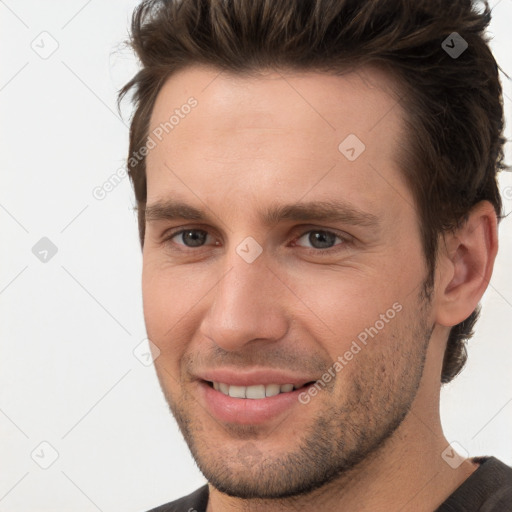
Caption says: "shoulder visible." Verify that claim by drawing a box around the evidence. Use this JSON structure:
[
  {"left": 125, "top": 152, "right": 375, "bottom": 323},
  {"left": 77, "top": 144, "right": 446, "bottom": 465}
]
[
  {"left": 436, "top": 456, "right": 512, "bottom": 512},
  {"left": 143, "top": 484, "right": 209, "bottom": 512}
]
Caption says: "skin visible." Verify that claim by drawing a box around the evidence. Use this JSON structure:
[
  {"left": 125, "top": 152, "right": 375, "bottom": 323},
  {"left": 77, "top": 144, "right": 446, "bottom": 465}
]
[{"left": 141, "top": 65, "right": 498, "bottom": 511}]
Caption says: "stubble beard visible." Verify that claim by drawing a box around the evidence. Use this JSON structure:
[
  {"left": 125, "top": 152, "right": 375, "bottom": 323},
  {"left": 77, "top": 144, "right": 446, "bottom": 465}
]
[{"left": 157, "top": 295, "right": 433, "bottom": 501}]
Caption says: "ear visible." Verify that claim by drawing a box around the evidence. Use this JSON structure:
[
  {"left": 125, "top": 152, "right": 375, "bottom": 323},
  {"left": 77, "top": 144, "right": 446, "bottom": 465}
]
[{"left": 435, "top": 201, "right": 499, "bottom": 327}]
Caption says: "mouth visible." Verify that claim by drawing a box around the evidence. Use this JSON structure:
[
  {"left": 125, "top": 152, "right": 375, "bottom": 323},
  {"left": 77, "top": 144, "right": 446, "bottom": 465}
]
[
  {"left": 195, "top": 369, "right": 321, "bottom": 424},
  {"left": 198, "top": 379, "right": 318, "bottom": 424},
  {"left": 205, "top": 380, "right": 316, "bottom": 399}
]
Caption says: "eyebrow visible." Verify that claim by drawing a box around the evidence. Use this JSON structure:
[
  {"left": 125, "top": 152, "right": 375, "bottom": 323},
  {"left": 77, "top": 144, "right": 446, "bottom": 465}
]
[{"left": 144, "top": 199, "right": 380, "bottom": 230}]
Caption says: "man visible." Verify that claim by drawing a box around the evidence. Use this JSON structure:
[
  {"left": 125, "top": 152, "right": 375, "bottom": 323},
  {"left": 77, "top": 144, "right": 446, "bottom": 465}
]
[{"left": 119, "top": 0, "right": 512, "bottom": 510}]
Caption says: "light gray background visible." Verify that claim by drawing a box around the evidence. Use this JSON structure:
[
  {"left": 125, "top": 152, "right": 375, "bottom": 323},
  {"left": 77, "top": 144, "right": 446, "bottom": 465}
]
[{"left": 1, "top": 1, "right": 511, "bottom": 511}]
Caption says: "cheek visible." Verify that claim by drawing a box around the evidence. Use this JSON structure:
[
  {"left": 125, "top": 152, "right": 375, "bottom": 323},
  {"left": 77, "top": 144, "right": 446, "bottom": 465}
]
[
  {"left": 141, "top": 258, "right": 218, "bottom": 359},
  {"left": 286, "top": 268, "right": 404, "bottom": 350}
]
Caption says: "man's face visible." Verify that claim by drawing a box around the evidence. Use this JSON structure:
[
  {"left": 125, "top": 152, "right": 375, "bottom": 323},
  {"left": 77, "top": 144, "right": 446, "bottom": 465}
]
[{"left": 142, "top": 66, "right": 435, "bottom": 498}]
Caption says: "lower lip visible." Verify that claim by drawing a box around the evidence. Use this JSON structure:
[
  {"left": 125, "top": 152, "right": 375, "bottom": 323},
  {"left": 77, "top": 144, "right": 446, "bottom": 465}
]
[{"left": 198, "top": 381, "right": 312, "bottom": 425}]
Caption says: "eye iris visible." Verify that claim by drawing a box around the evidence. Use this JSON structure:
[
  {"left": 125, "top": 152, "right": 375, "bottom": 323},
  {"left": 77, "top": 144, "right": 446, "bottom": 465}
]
[
  {"left": 182, "top": 230, "right": 207, "bottom": 247},
  {"left": 309, "top": 231, "right": 336, "bottom": 249}
]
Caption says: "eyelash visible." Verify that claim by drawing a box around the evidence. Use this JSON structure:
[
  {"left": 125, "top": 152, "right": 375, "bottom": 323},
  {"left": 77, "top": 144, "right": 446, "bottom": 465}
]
[{"left": 161, "top": 226, "right": 352, "bottom": 256}]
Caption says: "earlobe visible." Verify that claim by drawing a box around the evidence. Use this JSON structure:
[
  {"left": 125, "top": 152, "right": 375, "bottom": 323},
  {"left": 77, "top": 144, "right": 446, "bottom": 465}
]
[{"left": 435, "top": 201, "right": 498, "bottom": 327}]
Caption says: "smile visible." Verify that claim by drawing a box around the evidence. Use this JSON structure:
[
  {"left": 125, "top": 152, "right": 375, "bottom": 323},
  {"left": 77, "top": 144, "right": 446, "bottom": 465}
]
[{"left": 209, "top": 382, "right": 308, "bottom": 399}]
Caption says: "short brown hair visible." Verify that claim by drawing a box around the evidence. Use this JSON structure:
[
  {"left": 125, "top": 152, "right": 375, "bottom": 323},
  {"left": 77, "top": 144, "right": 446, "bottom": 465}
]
[{"left": 119, "top": 0, "right": 506, "bottom": 383}]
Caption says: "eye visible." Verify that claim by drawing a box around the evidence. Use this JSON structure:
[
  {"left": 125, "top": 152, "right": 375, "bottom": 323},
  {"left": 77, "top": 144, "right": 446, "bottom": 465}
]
[
  {"left": 293, "top": 229, "right": 347, "bottom": 252},
  {"left": 166, "top": 228, "right": 217, "bottom": 248}
]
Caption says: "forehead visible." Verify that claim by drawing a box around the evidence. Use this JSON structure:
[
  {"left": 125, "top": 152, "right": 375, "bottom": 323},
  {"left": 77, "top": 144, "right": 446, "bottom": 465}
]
[{"left": 145, "top": 65, "right": 411, "bottom": 222}]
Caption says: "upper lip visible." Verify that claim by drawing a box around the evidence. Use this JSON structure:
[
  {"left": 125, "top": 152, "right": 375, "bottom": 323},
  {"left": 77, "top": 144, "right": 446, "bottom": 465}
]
[{"left": 196, "top": 368, "right": 317, "bottom": 387}]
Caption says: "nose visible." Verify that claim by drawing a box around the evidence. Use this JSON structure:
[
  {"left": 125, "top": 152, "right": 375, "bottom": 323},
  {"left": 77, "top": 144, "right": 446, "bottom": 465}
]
[{"left": 199, "top": 251, "right": 289, "bottom": 352}]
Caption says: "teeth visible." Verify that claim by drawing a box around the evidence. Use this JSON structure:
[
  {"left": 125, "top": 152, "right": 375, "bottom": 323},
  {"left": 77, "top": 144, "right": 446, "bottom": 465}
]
[
  {"left": 265, "top": 384, "right": 280, "bottom": 397},
  {"left": 212, "top": 382, "right": 297, "bottom": 399},
  {"left": 246, "top": 384, "right": 265, "bottom": 399},
  {"left": 228, "top": 385, "right": 246, "bottom": 398}
]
